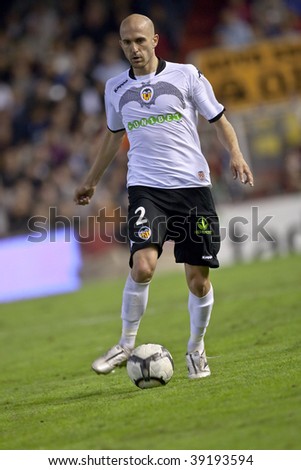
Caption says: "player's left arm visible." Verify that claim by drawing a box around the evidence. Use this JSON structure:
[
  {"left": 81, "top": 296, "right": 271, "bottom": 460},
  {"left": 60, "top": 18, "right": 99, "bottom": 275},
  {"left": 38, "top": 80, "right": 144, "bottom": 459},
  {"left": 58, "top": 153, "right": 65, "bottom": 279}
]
[{"left": 213, "top": 114, "right": 254, "bottom": 186}]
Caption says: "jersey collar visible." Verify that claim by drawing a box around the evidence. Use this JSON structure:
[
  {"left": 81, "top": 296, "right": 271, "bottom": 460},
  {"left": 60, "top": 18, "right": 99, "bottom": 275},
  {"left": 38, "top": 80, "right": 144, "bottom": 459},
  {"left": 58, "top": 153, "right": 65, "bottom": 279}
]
[{"left": 128, "top": 58, "right": 166, "bottom": 80}]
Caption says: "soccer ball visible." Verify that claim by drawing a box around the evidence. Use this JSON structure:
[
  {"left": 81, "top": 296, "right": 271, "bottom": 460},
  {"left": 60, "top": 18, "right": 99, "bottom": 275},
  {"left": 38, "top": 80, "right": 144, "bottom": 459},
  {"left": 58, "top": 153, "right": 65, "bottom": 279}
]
[{"left": 127, "top": 343, "right": 174, "bottom": 389}]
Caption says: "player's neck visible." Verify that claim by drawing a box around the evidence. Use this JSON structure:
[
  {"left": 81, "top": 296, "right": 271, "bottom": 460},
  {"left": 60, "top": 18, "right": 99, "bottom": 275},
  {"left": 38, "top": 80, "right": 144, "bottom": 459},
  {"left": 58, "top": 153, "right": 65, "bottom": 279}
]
[{"left": 133, "top": 56, "right": 159, "bottom": 77}]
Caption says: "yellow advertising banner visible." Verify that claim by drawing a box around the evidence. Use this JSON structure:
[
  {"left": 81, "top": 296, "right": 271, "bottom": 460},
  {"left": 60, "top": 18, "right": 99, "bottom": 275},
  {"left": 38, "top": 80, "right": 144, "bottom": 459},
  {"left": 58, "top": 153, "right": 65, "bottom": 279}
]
[{"left": 191, "top": 38, "right": 301, "bottom": 109}]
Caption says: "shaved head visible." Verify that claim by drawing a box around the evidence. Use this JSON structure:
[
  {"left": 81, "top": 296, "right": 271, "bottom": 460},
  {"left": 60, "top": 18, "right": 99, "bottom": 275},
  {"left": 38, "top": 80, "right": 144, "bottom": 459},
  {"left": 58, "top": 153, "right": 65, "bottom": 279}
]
[
  {"left": 120, "top": 14, "right": 155, "bottom": 39},
  {"left": 119, "top": 14, "right": 159, "bottom": 75}
]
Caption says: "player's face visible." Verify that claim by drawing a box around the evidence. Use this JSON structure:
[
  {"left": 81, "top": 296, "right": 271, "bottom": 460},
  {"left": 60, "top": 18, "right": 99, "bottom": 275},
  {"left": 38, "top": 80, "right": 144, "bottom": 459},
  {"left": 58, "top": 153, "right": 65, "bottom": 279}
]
[{"left": 120, "top": 21, "right": 158, "bottom": 75}]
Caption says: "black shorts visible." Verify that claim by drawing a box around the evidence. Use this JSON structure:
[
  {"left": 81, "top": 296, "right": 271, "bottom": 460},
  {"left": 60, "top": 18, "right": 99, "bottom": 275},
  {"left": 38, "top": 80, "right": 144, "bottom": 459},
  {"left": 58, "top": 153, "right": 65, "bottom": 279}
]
[{"left": 127, "top": 186, "right": 220, "bottom": 268}]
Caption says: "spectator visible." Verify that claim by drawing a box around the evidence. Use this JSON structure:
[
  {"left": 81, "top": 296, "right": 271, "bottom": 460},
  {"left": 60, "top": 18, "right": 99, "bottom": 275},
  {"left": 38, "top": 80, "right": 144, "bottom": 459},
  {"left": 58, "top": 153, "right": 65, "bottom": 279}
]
[{"left": 214, "top": 7, "right": 256, "bottom": 48}]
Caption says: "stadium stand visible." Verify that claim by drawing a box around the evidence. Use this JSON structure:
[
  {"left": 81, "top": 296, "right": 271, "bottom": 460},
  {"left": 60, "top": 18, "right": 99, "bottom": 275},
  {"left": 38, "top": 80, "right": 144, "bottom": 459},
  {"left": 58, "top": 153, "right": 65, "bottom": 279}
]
[{"left": 0, "top": 0, "right": 300, "bottom": 245}]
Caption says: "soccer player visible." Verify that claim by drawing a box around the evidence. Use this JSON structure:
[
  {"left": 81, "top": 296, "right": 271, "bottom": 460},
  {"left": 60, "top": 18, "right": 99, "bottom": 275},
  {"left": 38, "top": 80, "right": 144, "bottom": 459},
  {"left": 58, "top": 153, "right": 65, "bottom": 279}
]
[{"left": 74, "top": 14, "right": 254, "bottom": 379}]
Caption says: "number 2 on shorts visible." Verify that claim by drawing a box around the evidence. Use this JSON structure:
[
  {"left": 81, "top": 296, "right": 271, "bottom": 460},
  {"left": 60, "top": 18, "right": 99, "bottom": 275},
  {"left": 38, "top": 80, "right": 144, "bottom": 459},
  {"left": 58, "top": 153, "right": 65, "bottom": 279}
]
[{"left": 134, "top": 206, "right": 147, "bottom": 226}]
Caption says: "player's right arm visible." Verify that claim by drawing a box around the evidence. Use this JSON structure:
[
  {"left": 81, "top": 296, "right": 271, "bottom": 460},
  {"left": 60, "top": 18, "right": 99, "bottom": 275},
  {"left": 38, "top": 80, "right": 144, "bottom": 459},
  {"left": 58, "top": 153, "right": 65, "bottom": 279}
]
[{"left": 74, "top": 128, "right": 125, "bottom": 205}]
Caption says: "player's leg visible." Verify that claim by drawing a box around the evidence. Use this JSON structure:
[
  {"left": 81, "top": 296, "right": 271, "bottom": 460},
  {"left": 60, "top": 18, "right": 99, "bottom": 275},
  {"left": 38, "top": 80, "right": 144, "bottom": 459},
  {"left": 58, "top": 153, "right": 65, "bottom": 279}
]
[
  {"left": 185, "top": 264, "right": 213, "bottom": 355},
  {"left": 185, "top": 264, "right": 213, "bottom": 336},
  {"left": 119, "top": 187, "right": 166, "bottom": 353},
  {"left": 184, "top": 264, "right": 213, "bottom": 378},
  {"left": 119, "top": 245, "right": 158, "bottom": 351},
  {"left": 171, "top": 187, "right": 220, "bottom": 379},
  {"left": 92, "top": 187, "right": 166, "bottom": 375},
  {"left": 91, "top": 246, "right": 158, "bottom": 375}
]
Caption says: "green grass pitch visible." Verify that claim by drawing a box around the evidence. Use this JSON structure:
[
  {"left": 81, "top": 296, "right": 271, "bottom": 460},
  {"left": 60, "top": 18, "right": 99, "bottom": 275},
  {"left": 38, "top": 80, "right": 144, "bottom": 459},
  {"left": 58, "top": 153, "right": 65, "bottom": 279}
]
[{"left": 0, "top": 254, "right": 300, "bottom": 450}]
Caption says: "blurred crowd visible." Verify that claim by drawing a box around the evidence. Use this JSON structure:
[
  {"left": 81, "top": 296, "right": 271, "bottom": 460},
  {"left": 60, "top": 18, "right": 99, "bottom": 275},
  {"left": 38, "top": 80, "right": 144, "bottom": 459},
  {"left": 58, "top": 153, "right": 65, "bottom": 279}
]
[
  {"left": 0, "top": 0, "right": 300, "bottom": 244},
  {"left": 213, "top": 0, "right": 301, "bottom": 48}
]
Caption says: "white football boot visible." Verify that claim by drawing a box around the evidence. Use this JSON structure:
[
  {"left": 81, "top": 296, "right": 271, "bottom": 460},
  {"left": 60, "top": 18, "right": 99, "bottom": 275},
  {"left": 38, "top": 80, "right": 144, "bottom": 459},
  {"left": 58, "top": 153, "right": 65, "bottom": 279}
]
[
  {"left": 92, "top": 344, "right": 132, "bottom": 374},
  {"left": 186, "top": 349, "right": 211, "bottom": 379}
]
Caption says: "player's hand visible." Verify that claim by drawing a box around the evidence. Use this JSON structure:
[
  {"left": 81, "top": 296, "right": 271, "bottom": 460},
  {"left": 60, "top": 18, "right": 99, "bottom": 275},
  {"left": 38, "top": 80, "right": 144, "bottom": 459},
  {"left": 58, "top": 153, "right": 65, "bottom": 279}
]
[
  {"left": 230, "top": 153, "right": 254, "bottom": 187},
  {"left": 74, "top": 185, "right": 95, "bottom": 205}
]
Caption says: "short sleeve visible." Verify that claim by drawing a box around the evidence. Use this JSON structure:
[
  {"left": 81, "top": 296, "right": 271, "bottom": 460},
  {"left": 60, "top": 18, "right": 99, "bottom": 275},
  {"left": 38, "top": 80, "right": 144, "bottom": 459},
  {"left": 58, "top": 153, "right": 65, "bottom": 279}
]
[
  {"left": 189, "top": 66, "right": 224, "bottom": 122},
  {"left": 104, "top": 82, "right": 125, "bottom": 132}
]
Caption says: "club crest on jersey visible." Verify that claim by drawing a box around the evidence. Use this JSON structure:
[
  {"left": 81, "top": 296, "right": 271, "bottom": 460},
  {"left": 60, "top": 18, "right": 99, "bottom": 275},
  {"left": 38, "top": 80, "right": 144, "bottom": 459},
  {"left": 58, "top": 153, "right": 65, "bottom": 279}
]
[
  {"left": 119, "top": 81, "right": 186, "bottom": 111},
  {"left": 140, "top": 86, "right": 154, "bottom": 103},
  {"left": 138, "top": 226, "right": 152, "bottom": 240}
]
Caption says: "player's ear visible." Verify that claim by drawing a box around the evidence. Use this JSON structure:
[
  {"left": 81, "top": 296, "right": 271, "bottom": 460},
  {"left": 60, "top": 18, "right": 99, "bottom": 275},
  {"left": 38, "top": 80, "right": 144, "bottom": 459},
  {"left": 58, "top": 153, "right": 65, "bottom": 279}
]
[{"left": 152, "top": 34, "right": 159, "bottom": 49}]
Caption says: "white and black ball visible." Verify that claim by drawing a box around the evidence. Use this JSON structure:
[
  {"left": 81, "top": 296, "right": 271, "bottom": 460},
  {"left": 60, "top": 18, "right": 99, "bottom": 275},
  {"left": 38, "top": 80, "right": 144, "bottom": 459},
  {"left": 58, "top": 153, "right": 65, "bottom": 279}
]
[{"left": 127, "top": 343, "right": 174, "bottom": 389}]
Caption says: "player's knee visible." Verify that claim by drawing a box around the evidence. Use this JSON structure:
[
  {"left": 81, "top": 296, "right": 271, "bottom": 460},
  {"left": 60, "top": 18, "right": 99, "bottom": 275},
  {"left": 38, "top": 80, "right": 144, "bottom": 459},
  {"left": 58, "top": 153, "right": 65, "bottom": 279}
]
[
  {"left": 186, "top": 267, "right": 210, "bottom": 297},
  {"left": 131, "top": 256, "right": 156, "bottom": 283},
  {"left": 131, "top": 262, "right": 154, "bottom": 283},
  {"left": 189, "top": 279, "right": 209, "bottom": 297}
]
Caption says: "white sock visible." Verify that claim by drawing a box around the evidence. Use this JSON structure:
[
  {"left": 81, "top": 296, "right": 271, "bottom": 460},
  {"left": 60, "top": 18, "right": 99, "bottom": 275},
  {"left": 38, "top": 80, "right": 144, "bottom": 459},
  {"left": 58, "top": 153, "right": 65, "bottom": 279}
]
[
  {"left": 119, "top": 273, "right": 150, "bottom": 350},
  {"left": 187, "top": 284, "right": 214, "bottom": 354}
]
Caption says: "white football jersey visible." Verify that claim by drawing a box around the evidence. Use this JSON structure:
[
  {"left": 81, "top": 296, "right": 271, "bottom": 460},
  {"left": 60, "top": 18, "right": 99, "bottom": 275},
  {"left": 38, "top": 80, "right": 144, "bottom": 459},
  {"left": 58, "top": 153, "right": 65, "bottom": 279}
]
[{"left": 105, "top": 59, "right": 224, "bottom": 188}]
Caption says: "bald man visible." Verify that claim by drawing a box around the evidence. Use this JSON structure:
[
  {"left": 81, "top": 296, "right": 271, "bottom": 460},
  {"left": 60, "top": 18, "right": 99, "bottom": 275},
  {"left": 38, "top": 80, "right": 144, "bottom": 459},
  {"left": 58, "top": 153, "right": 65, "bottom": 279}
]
[
  {"left": 75, "top": 14, "right": 254, "bottom": 379},
  {"left": 119, "top": 14, "right": 159, "bottom": 73}
]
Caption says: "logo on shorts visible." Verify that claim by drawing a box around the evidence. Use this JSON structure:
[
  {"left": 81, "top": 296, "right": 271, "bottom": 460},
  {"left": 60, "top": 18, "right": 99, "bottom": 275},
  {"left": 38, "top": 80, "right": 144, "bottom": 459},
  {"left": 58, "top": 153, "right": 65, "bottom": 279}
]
[
  {"left": 138, "top": 226, "right": 152, "bottom": 240},
  {"left": 195, "top": 217, "right": 212, "bottom": 235}
]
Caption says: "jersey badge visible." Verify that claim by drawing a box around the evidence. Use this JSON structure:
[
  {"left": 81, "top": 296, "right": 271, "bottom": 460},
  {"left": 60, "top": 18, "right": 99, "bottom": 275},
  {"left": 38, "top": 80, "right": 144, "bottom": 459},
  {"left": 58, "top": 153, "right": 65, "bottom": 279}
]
[
  {"left": 119, "top": 81, "right": 186, "bottom": 111},
  {"left": 141, "top": 86, "right": 154, "bottom": 104}
]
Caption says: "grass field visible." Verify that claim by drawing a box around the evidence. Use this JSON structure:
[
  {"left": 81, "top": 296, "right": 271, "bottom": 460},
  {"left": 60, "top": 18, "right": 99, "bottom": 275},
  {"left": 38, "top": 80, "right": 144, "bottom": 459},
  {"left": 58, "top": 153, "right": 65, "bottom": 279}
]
[{"left": 0, "top": 254, "right": 300, "bottom": 450}]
